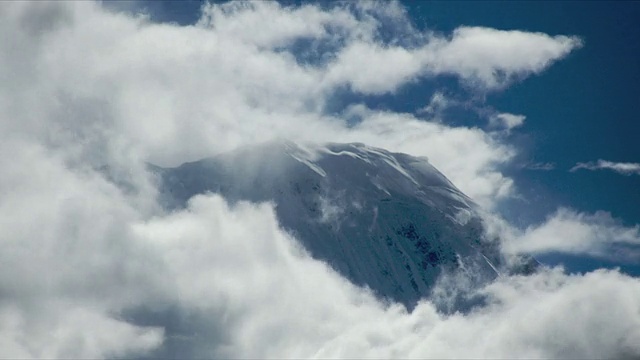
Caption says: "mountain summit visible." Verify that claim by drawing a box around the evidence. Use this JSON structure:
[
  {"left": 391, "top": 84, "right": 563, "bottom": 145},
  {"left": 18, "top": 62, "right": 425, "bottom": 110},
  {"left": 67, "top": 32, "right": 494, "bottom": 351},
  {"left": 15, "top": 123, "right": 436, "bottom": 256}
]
[{"left": 154, "top": 141, "right": 527, "bottom": 309}]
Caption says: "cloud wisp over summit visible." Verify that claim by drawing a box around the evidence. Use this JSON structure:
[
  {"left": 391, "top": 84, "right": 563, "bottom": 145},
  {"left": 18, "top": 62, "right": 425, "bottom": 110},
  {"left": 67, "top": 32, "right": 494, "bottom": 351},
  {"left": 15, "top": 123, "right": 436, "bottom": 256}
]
[{"left": 1, "top": 1, "right": 639, "bottom": 358}]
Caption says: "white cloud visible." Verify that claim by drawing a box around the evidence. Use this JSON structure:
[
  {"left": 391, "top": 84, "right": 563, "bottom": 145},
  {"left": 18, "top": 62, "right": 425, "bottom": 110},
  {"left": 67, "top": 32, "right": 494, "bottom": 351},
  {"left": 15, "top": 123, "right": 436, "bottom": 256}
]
[
  {"left": 340, "top": 106, "right": 517, "bottom": 207},
  {"left": 502, "top": 208, "right": 640, "bottom": 262},
  {"left": 425, "top": 27, "right": 582, "bottom": 89},
  {"left": 325, "top": 41, "right": 424, "bottom": 94},
  {"left": 0, "top": 140, "right": 164, "bottom": 358},
  {"left": 418, "top": 91, "right": 452, "bottom": 118},
  {"left": 324, "top": 26, "right": 582, "bottom": 94},
  {"left": 5, "top": 184, "right": 640, "bottom": 358},
  {"left": 138, "top": 198, "right": 640, "bottom": 359},
  {"left": 489, "top": 112, "right": 526, "bottom": 130},
  {"left": 162, "top": 200, "right": 637, "bottom": 358},
  {"left": 571, "top": 159, "right": 640, "bottom": 175},
  {"left": 0, "top": 0, "right": 543, "bottom": 206}
]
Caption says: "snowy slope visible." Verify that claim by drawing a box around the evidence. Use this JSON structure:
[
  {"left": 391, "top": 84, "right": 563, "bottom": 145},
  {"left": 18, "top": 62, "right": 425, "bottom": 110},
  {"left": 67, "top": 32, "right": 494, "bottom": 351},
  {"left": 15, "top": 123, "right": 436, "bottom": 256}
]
[{"left": 154, "top": 141, "right": 525, "bottom": 309}]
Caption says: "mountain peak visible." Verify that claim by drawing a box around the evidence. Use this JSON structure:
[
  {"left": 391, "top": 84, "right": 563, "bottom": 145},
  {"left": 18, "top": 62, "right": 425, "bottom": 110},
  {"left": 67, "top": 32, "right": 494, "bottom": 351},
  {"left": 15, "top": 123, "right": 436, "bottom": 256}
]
[{"left": 155, "top": 141, "right": 515, "bottom": 309}]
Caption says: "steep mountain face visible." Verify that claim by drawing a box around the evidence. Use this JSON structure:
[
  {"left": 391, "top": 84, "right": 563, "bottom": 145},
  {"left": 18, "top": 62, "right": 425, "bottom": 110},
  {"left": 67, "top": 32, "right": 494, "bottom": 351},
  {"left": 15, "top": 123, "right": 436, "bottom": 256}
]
[{"left": 154, "top": 141, "right": 518, "bottom": 309}]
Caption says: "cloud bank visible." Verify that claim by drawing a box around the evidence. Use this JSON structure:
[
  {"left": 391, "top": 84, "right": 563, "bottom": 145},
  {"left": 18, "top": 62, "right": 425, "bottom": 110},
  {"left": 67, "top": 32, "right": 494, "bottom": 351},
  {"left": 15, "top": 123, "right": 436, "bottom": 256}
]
[
  {"left": 2, "top": 186, "right": 640, "bottom": 358},
  {"left": 2, "top": 1, "right": 639, "bottom": 359},
  {"left": 571, "top": 159, "right": 640, "bottom": 175},
  {"left": 0, "top": 0, "right": 583, "bottom": 207}
]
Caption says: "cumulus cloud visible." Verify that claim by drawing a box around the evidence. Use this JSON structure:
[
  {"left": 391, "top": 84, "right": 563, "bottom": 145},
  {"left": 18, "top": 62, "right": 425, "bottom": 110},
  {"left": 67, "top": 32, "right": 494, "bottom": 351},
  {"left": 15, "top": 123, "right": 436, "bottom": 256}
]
[
  {"left": 132, "top": 199, "right": 640, "bottom": 359},
  {"left": 3, "top": 1, "right": 636, "bottom": 359},
  {"left": 501, "top": 208, "right": 640, "bottom": 263},
  {"left": 4, "top": 184, "right": 640, "bottom": 358},
  {"left": 0, "top": 140, "right": 164, "bottom": 358},
  {"left": 571, "top": 159, "right": 640, "bottom": 175},
  {"left": 1, "top": 0, "right": 566, "bottom": 207}
]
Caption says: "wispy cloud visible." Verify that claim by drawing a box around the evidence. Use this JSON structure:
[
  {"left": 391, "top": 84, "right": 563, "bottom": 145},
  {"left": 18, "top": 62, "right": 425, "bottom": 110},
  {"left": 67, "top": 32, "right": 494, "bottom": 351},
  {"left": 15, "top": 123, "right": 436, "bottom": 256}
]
[
  {"left": 523, "top": 162, "right": 556, "bottom": 171},
  {"left": 501, "top": 208, "right": 640, "bottom": 263},
  {"left": 418, "top": 91, "right": 452, "bottom": 118},
  {"left": 489, "top": 112, "right": 526, "bottom": 131},
  {"left": 571, "top": 160, "right": 640, "bottom": 175},
  {"left": 325, "top": 25, "right": 582, "bottom": 93}
]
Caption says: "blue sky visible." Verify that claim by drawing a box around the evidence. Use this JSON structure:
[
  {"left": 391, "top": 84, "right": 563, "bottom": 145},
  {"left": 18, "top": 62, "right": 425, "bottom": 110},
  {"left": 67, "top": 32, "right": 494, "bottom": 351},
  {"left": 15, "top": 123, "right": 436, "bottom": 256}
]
[
  {"left": 405, "top": 1, "right": 640, "bottom": 273},
  {"left": 426, "top": 1, "right": 640, "bottom": 223},
  {"left": 135, "top": 0, "right": 640, "bottom": 273},
  {"left": 412, "top": 1, "right": 640, "bottom": 274}
]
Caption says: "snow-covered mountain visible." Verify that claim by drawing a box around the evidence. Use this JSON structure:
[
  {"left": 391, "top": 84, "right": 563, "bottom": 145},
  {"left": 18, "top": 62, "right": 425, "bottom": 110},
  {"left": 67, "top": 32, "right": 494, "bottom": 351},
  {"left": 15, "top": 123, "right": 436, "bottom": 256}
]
[{"left": 154, "top": 141, "right": 532, "bottom": 309}]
